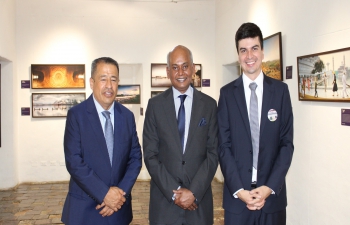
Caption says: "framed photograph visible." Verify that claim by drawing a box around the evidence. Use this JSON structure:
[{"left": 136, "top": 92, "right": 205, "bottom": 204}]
[
  {"left": 32, "top": 93, "right": 86, "bottom": 118},
  {"left": 151, "top": 63, "right": 202, "bottom": 87},
  {"left": 262, "top": 32, "right": 283, "bottom": 80},
  {"left": 193, "top": 64, "right": 202, "bottom": 87},
  {"left": 116, "top": 85, "right": 141, "bottom": 104},
  {"left": 31, "top": 64, "right": 85, "bottom": 89},
  {"left": 151, "top": 91, "right": 163, "bottom": 98},
  {"left": 297, "top": 47, "right": 350, "bottom": 102}
]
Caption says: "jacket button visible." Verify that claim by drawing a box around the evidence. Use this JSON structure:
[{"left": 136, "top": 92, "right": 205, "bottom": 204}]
[
  {"left": 249, "top": 151, "right": 252, "bottom": 154},
  {"left": 248, "top": 169, "right": 252, "bottom": 172},
  {"left": 182, "top": 161, "right": 186, "bottom": 165}
]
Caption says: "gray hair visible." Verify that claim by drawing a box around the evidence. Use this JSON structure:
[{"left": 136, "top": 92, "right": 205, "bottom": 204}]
[{"left": 167, "top": 45, "right": 193, "bottom": 66}]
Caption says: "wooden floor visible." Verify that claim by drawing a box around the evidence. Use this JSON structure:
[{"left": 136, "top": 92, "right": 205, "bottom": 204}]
[{"left": 0, "top": 180, "right": 224, "bottom": 225}]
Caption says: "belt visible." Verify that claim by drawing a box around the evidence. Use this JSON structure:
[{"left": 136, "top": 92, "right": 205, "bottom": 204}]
[{"left": 251, "top": 182, "right": 257, "bottom": 188}]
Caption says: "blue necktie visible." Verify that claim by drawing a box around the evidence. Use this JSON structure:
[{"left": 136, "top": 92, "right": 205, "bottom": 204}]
[
  {"left": 177, "top": 95, "right": 187, "bottom": 151},
  {"left": 249, "top": 82, "right": 259, "bottom": 169},
  {"left": 102, "top": 111, "right": 113, "bottom": 165}
]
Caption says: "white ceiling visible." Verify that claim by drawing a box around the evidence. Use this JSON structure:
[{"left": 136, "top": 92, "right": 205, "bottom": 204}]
[{"left": 87, "top": 0, "right": 213, "bottom": 2}]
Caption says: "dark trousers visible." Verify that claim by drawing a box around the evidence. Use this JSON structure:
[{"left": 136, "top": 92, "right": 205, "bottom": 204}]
[
  {"left": 224, "top": 208, "right": 286, "bottom": 225},
  {"left": 150, "top": 211, "right": 188, "bottom": 225}
]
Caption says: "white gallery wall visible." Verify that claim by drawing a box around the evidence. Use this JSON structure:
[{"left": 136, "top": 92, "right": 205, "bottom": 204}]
[
  {"left": 0, "top": 0, "right": 18, "bottom": 189},
  {"left": 2, "top": 0, "right": 350, "bottom": 223},
  {"left": 215, "top": 0, "right": 350, "bottom": 224},
  {"left": 13, "top": 0, "right": 216, "bottom": 184}
]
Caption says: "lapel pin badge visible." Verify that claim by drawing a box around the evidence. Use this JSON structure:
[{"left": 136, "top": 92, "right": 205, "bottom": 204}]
[{"left": 267, "top": 109, "right": 278, "bottom": 122}]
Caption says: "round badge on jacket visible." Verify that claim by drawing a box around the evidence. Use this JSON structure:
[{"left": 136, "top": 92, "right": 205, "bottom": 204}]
[{"left": 267, "top": 109, "right": 278, "bottom": 122}]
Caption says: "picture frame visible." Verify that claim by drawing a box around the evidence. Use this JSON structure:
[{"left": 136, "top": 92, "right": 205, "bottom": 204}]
[
  {"left": 151, "top": 63, "right": 202, "bottom": 87},
  {"left": 262, "top": 32, "right": 283, "bottom": 80},
  {"left": 151, "top": 91, "right": 164, "bottom": 98},
  {"left": 116, "top": 85, "right": 141, "bottom": 104},
  {"left": 32, "top": 93, "right": 86, "bottom": 118},
  {"left": 31, "top": 64, "right": 85, "bottom": 89},
  {"left": 297, "top": 47, "right": 350, "bottom": 102}
]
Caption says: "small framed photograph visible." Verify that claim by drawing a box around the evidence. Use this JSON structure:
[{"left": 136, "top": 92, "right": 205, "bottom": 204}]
[
  {"left": 116, "top": 85, "right": 141, "bottom": 104},
  {"left": 151, "top": 64, "right": 171, "bottom": 87},
  {"left": 32, "top": 93, "right": 86, "bottom": 118},
  {"left": 31, "top": 64, "right": 85, "bottom": 89},
  {"left": 151, "top": 63, "right": 202, "bottom": 87},
  {"left": 297, "top": 47, "right": 350, "bottom": 102},
  {"left": 262, "top": 32, "right": 283, "bottom": 80},
  {"left": 193, "top": 64, "right": 202, "bottom": 87},
  {"left": 151, "top": 91, "right": 163, "bottom": 98}
]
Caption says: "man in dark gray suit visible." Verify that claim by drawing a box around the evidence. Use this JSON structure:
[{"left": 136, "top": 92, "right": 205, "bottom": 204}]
[{"left": 143, "top": 45, "right": 218, "bottom": 225}]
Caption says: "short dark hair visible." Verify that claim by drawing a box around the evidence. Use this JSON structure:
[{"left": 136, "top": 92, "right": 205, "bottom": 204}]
[
  {"left": 235, "top": 22, "right": 263, "bottom": 53},
  {"left": 91, "top": 57, "right": 119, "bottom": 78}
]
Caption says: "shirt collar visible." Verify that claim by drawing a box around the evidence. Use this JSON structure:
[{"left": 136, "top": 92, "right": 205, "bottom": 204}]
[
  {"left": 172, "top": 86, "right": 193, "bottom": 100},
  {"left": 242, "top": 70, "right": 264, "bottom": 89},
  {"left": 92, "top": 95, "right": 115, "bottom": 116}
]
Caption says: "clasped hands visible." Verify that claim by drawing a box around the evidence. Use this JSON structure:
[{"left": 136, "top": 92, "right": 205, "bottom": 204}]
[
  {"left": 237, "top": 185, "right": 272, "bottom": 211},
  {"left": 173, "top": 188, "right": 198, "bottom": 211},
  {"left": 95, "top": 187, "right": 126, "bottom": 217}
]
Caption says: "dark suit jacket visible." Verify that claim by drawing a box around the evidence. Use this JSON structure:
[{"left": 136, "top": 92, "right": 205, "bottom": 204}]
[
  {"left": 217, "top": 75, "right": 294, "bottom": 214},
  {"left": 62, "top": 94, "right": 142, "bottom": 225},
  {"left": 143, "top": 87, "right": 218, "bottom": 225}
]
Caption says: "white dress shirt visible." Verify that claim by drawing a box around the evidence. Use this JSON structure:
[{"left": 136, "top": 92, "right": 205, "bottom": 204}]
[
  {"left": 93, "top": 95, "right": 115, "bottom": 134},
  {"left": 172, "top": 86, "right": 193, "bottom": 153},
  {"left": 242, "top": 71, "right": 264, "bottom": 183}
]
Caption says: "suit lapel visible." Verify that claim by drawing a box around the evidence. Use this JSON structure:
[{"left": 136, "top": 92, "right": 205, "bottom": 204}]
[
  {"left": 161, "top": 89, "right": 183, "bottom": 151},
  {"left": 233, "top": 77, "right": 251, "bottom": 139},
  {"left": 260, "top": 75, "right": 274, "bottom": 135},
  {"left": 185, "top": 89, "right": 203, "bottom": 153},
  {"left": 86, "top": 95, "right": 112, "bottom": 168},
  {"left": 112, "top": 102, "right": 124, "bottom": 168}
]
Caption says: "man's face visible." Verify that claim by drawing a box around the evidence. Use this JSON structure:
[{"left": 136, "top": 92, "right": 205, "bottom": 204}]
[
  {"left": 90, "top": 63, "right": 119, "bottom": 110},
  {"left": 238, "top": 36, "right": 264, "bottom": 79},
  {"left": 167, "top": 47, "right": 194, "bottom": 93}
]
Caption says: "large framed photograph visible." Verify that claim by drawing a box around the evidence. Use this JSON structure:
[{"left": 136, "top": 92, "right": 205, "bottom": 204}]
[
  {"left": 297, "top": 47, "right": 350, "bottom": 102},
  {"left": 116, "top": 85, "right": 141, "bottom": 104},
  {"left": 151, "top": 91, "right": 163, "bottom": 98},
  {"left": 151, "top": 63, "right": 202, "bottom": 87},
  {"left": 31, "top": 64, "right": 85, "bottom": 89},
  {"left": 32, "top": 93, "right": 86, "bottom": 118},
  {"left": 262, "top": 32, "right": 283, "bottom": 80}
]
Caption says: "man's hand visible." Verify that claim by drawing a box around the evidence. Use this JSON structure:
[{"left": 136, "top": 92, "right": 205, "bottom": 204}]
[
  {"left": 103, "top": 187, "right": 126, "bottom": 211},
  {"left": 173, "top": 188, "right": 197, "bottom": 210},
  {"left": 96, "top": 202, "right": 114, "bottom": 217},
  {"left": 249, "top": 185, "right": 272, "bottom": 210},
  {"left": 237, "top": 189, "right": 261, "bottom": 209}
]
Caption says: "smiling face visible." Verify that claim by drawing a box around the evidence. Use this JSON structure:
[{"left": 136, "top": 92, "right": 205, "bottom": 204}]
[
  {"left": 238, "top": 36, "right": 264, "bottom": 80},
  {"left": 167, "top": 46, "right": 194, "bottom": 93},
  {"left": 90, "top": 62, "right": 119, "bottom": 110}
]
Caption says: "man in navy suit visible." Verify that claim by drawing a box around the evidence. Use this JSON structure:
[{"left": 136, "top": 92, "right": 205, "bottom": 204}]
[
  {"left": 62, "top": 57, "right": 142, "bottom": 225},
  {"left": 217, "top": 23, "right": 294, "bottom": 225}
]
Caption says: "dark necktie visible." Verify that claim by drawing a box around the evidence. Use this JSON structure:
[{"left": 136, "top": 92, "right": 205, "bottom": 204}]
[
  {"left": 249, "top": 82, "right": 259, "bottom": 169},
  {"left": 177, "top": 95, "right": 187, "bottom": 151},
  {"left": 102, "top": 111, "right": 113, "bottom": 165}
]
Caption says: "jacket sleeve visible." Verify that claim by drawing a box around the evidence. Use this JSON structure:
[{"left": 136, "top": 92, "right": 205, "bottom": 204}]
[
  {"left": 265, "top": 84, "right": 294, "bottom": 195},
  {"left": 143, "top": 99, "right": 180, "bottom": 202},
  {"left": 217, "top": 88, "right": 245, "bottom": 195},
  {"left": 64, "top": 109, "right": 109, "bottom": 204}
]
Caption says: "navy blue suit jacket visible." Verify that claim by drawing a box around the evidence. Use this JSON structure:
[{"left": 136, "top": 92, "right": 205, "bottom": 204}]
[
  {"left": 62, "top": 94, "right": 142, "bottom": 225},
  {"left": 217, "top": 75, "right": 294, "bottom": 214}
]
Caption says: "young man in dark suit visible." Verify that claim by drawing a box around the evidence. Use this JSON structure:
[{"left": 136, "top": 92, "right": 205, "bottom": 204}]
[
  {"left": 217, "top": 23, "right": 294, "bottom": 225},
  {"left": 143, "top": 45, "right": 218, "bottom": 225},
  {"left": 62, "top": 57, "right": 142, "bottom": 225}
]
